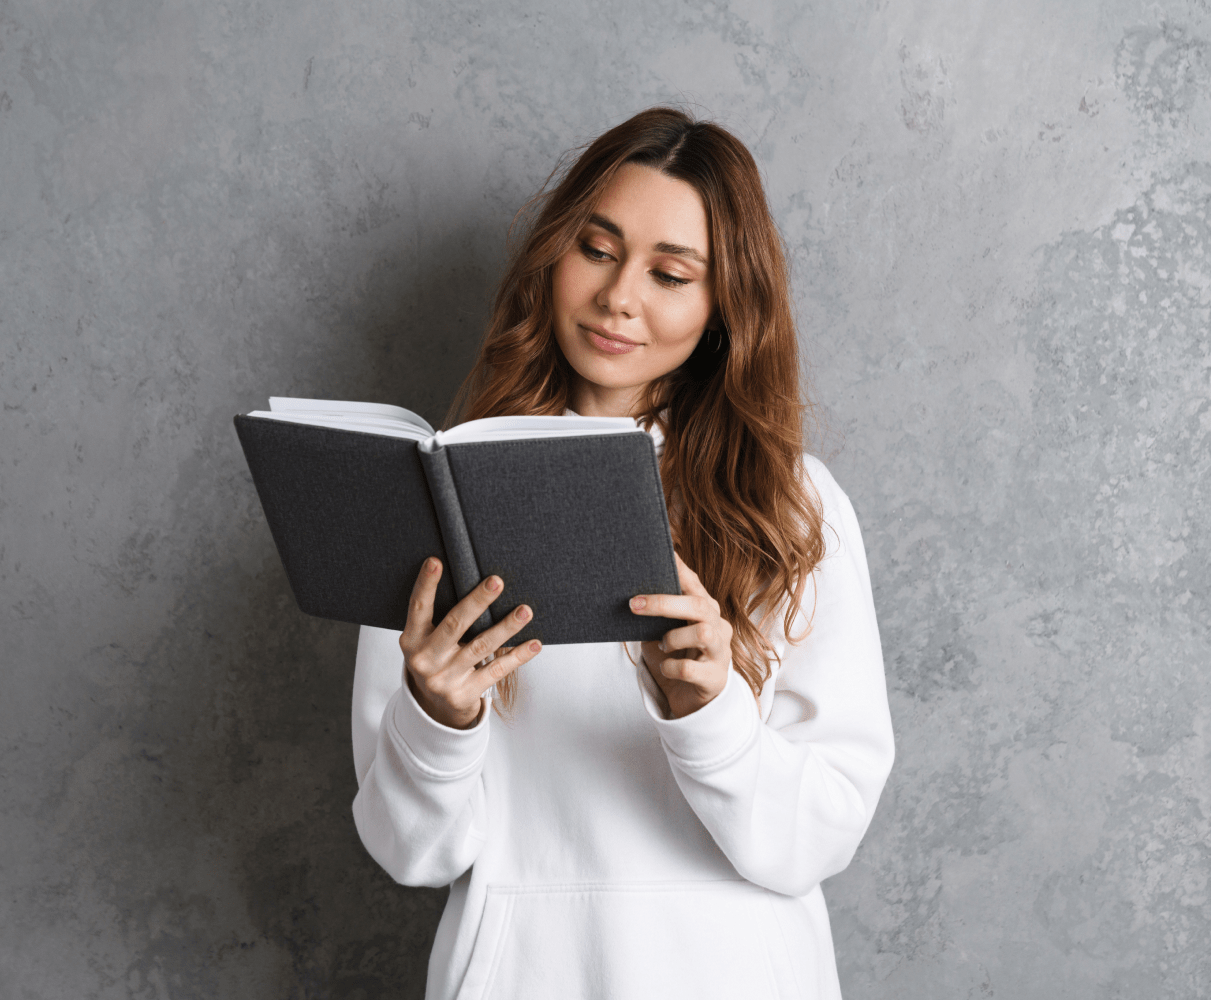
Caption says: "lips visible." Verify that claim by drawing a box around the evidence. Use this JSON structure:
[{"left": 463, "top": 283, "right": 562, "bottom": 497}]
[{"left": 581, "top": 324, "right": 640, "bottom": 355}]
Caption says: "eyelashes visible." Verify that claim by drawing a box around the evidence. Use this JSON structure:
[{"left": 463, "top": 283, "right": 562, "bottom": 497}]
[
  {"left": 654, "top": 272, "right": 690, "bottom": 287},
  {"left": 579, "top": 241, "right": 611, "bottom": 262},
  {"left": 578, "top": 241, "right": 690, "bottom": 288}
]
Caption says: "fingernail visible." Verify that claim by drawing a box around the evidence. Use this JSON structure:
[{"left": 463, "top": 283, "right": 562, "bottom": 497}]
[
  {"left": 659, "top": 638, "right": 667, "bottom": 652},
  {"left": 486, "top": 576, "right": 502, "bottom": 592},
  {"left": 528, "top": 640, "right": 542, "bottom": 652},
  {"left": 630, "top": 597, "right": 646, "bottom": 611},
  {"left": 516, "top": 605, "right": 531, "bottom": 621},
  {"left": 427, "top": 558, "right": 439, "bottom": 574}
]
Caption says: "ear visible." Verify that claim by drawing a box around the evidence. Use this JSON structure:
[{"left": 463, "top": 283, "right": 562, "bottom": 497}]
[{"left": 703, "top": 313, "right": 728, "bottom": 353}]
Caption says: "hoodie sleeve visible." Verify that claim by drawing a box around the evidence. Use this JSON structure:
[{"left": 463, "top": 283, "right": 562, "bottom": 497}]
[
  {"left": 350, "top": 625, "right": 491, "bottom": 888},
  {"left": 635, "top": 456, "right": 895, "bottom": 898}
]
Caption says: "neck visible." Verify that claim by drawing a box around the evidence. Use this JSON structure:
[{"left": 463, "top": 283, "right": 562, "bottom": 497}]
[{"left": 570, "top": 378, "right": 649, "bottom": 419}]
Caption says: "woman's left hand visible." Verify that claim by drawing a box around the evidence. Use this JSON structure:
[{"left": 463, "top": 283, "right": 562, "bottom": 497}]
[{"left": 630, "top": 553, "right": 734, "bottom": 719}]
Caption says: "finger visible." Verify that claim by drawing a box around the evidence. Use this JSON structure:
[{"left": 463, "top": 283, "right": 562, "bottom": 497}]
[
  {"left": 432, "top": 574, "right": 507, "bottom": 652},
  {"left": 472, "top": 638, "right": 544, "bottom": 696},
  {"left": 629, "top": 593, "right": 716, "bottom": 622},
  {"left": 454, "top": 604, "right": 536, "bottom": 672},
  {"left": 658, "top": 621, "right": 720, "bottom": 655},
  {"left": 402, "top": 556, "right": 443, "bottom": 649},
  {"left": 659, "top": 655, "right": 707, "bottom": 684},
  {"left": 673, "top": 551, "right": 710, "bottom": 597}
]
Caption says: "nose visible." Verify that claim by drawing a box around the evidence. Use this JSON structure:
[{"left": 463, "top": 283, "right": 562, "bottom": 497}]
[{"left": 596, "top": 260, "right": 641, "bottom": 319}]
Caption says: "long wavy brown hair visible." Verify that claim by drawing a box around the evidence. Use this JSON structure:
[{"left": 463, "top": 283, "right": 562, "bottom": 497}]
[{"left": 449, "top": 106, "right": 826, "bottom": 707}]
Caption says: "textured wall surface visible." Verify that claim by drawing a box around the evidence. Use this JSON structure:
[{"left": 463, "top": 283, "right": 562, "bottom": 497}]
[{"left": 2, "top": 0, "right": 1207, "bottom": 997}]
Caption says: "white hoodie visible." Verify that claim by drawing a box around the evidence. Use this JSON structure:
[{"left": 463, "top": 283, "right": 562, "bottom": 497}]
[{"left": 351, "top": 451, "right": 894, "bottom": 1000}]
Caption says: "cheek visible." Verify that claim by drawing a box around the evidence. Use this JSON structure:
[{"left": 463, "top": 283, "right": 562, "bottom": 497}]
[
  {"left": 550, "top": 257, "right": 587, "bottom": 362},
  {"left": 551, "top": 258, "right": 569, "bottom": 318},
  {"left": 552, "top": 254, "right": 593, "bottom": 316},
  {"left": 650, "top": 297, "right": 712, "bottom": 353}
]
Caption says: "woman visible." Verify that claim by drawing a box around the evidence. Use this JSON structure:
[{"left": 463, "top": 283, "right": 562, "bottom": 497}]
[{"left": 351, "top": 107, "right": 894, "bottom": 1000}]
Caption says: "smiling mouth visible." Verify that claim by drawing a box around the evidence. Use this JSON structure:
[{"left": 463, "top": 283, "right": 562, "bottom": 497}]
[{"left": 581, "top": 324, "right": 640, "bottom": 355}]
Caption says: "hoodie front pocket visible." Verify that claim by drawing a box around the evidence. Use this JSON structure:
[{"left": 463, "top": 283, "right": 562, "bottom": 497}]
[{"left": 456, "top": 880, "right": 797, "bottom": 1000}]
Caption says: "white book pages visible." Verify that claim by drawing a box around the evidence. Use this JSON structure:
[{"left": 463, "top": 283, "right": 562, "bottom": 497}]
[
  {"left": 268, "top": 396, "right": 435, "bottom": 435},
  {"left": 246, "top": 411, "right": 432, "bottom": 441},
  {"left": 248, "top": 400, "right": 643, "bottom": 447},
  {"left": 432, "top": 414, "right": 640, "bottom": 446}
]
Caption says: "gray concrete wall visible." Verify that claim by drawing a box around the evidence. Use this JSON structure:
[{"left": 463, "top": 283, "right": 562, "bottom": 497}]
[{"left": 2, "top": 0, "right": 1207, "bottom": 997}]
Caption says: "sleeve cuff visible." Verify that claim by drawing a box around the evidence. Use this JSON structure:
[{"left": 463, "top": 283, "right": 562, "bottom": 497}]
[
  {"left": 385, "top": 679, "right": 491, "bottom": 780},
  {"left": 639, "top": 666, "right": 760, "bottom": 772}
]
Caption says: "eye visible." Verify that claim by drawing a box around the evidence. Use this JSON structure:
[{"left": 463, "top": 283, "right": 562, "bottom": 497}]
[
  {"left": 579, "top": 241, "right": 612, "bottom": 262},
  {"left": 653, "top": 270, "right": 690, "bottom": 287}
]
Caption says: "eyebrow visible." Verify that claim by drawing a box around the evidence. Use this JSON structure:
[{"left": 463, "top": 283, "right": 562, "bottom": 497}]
[{"left": 587, "top": 213, "right": 709, "bottom": 267}]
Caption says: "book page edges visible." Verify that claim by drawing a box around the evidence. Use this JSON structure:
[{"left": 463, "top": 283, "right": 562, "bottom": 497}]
[
  {"left": 246, "top": 408, "right": 647, "bottom": 450},
  {"left": 268, "top": 396, "right": 435, "bottom": 433}
]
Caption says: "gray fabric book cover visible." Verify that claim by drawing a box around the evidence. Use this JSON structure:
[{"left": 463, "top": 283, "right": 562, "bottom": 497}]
[{"left": 234, "top": 415, "right": 683, "bottom": 645}]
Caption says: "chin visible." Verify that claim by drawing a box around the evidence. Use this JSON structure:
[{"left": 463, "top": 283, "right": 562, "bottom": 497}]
[{"left": 570, "top": 358, "right": 645, "bottom": 391}]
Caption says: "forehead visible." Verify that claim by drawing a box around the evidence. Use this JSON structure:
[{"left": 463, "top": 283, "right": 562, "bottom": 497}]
[{"left": 592, "top": 164, "right": 710, "bottom": 258}]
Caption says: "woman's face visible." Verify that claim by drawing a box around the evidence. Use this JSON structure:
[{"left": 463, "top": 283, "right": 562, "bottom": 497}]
[{"left": 552, "top": 163, "right": 714, "bottom": 418}]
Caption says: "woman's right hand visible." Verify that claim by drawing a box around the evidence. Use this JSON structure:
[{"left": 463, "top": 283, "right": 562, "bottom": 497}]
[{"left": 399, "top": 557, "right": 542, "bottom": 729}]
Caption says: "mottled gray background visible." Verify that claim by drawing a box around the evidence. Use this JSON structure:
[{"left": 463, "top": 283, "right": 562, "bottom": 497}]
[{"left": 1, "top": 0, "right": 1207, "bottom": 996}]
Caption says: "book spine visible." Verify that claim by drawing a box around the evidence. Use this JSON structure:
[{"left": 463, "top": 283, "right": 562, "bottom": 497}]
[{"left": 417, "top": 444, "right": 493, "bottom": 634}]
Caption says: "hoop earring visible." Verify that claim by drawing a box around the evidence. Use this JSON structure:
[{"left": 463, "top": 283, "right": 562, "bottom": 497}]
[{"left": 706, "top": 328, "right": 724, "bottom": 352}]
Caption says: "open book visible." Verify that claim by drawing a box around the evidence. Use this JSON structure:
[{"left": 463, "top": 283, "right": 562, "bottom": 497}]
[{"left": 234, "top": 397, "right": 683, "bottom": 645}]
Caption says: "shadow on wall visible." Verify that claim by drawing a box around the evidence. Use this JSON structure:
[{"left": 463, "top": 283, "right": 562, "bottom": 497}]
[
  {"left": 234, "top": 218, "right": 502, "bottom": 994},
  {"left": 126, "top": 216, "right": 500, "bottom": 996}
]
